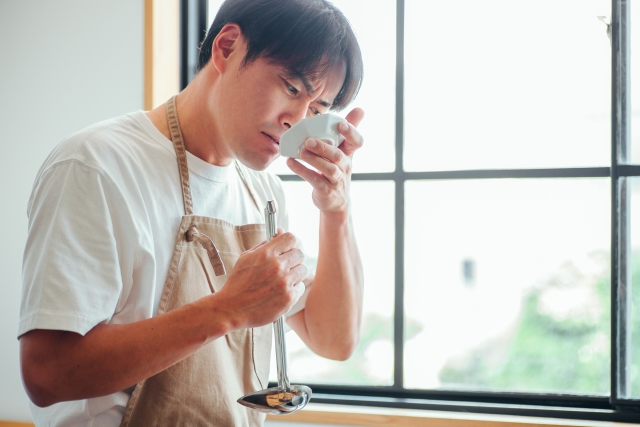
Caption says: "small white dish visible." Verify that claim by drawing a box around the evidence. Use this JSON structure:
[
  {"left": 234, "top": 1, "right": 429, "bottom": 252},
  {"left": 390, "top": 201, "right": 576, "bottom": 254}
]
[{"left": 279, "top": 114, "right": 346, "bottom": 159}]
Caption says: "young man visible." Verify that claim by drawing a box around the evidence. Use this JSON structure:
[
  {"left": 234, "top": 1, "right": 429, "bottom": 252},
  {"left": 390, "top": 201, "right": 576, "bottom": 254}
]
[{"left": 19, "top": 0, "right": 364, "bottom": 425}]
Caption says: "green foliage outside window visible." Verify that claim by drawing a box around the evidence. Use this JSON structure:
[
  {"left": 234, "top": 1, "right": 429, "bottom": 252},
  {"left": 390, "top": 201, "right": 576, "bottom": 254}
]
[{"left": 440, "top": 251, "right": 612, "bottom": 394}]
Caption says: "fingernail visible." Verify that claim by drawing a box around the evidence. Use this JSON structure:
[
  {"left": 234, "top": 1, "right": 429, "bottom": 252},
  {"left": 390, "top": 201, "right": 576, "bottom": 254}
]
[
  {"left": 339, "top": 122, "right": 349, "bottom": 132},
  {"left": 305, "top": 138, "right": 317, "bottom": 148}
]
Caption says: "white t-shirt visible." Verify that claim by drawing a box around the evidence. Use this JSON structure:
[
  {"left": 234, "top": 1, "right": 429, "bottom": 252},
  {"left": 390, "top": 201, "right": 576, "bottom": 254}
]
[{"left": 19, "top": 111, "right": 307, "bottom": 427}]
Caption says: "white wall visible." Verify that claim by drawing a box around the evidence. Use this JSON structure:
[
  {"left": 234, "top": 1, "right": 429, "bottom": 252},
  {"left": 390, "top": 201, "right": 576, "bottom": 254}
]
[{"left": 0, "top": 0, "right": 144, "bottom": 421}]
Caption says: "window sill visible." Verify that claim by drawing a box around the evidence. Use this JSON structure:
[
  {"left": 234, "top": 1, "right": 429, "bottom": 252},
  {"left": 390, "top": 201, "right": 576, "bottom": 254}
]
[
  {"left": 1, "top": 402, "right": 637, "bottom": 427},
  {"left": 265, "top": 403, "right": 638, "bottom": 427}
]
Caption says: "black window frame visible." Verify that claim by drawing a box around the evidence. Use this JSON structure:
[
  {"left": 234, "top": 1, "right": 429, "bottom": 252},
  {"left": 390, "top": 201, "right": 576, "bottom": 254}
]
[{"left": 181, "top": 0, "right": 640, "bottom": 422}]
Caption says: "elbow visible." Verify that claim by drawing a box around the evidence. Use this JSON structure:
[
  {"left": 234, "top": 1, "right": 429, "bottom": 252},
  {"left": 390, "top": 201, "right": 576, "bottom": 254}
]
[
  {"left": 22, "top": 366, "right": 59, "bottom": 408},
  {"left": 323, "top": 332, "right": 360, "bottom": 361},
  {"left": 28, "top": 391, "right": 57, "bottom": 409},
  {"left": 20, "top": 335, "right": 63, "bottom": 408},
  {"left": 329, "top": 345, "right": 356, "bottom": 361}
]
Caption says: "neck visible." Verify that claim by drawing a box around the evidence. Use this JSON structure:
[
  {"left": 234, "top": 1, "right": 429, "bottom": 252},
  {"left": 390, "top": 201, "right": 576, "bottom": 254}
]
[{"left": 146, "top": 72, "right": 232, "bottom": 166}]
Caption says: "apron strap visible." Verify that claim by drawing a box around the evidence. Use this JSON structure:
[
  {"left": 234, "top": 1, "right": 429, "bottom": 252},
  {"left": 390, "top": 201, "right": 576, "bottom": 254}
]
[
  {"left": 166, "top": 95, "right": 194, "bottom": 216},
  {"left": 185, "top": 225, "right": 226, "bottom": 276},
  {"left": 234, "top": 160, "right": 263, "bottom": 215}
]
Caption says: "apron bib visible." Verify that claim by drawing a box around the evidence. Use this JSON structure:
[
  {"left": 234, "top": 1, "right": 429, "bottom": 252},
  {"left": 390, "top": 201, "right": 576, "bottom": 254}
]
[{"left": 120, "top": 96, "right": 272, "bottom": 427}]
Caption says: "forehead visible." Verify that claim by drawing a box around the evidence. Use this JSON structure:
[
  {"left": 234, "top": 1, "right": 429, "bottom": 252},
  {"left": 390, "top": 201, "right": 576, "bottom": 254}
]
[{"left": 318, "top": 61, "right": 347, "bottom": 100}]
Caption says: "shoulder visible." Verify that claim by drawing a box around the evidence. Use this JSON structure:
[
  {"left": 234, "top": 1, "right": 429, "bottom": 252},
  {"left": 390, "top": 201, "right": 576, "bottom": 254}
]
[
  {"left": 28, "top": 111, "right": 174, "bottom": 213},
  {"left": 31, "top": 111, "right": 174, "bottom": 197},
  {"left": 38, "top": 111, "right": 166, "bottom": 178}
]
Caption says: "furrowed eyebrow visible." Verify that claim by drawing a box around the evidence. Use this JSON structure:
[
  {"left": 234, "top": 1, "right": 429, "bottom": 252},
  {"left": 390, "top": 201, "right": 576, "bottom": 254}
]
[
  {"left": 285, "top": 70, "right": 334, "bottom": 110},
  {"left": 316, "top": 99, "right": 332, "bottom": 109},
  {"left": 294, "top": 73, "right": 333, "bottom": 110},
  {"left": 295, "top": 73, "right": 316, "bottom": 95}
]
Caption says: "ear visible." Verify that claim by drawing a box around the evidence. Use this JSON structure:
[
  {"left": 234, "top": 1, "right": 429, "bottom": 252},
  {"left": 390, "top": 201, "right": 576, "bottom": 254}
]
[{"left": 211, "top": 23, "right": 244, "bottom": 75}]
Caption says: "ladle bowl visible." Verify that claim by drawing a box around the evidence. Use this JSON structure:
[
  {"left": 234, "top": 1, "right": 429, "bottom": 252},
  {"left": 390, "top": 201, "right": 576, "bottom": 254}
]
[{"left": 238, "top": 385, "right": 312, "bottom": 415}]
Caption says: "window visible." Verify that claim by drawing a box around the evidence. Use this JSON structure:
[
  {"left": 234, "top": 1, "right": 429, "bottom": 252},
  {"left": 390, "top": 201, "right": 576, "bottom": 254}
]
[{"left": 180, "top": 0, "right": 640, "bottom": 422}]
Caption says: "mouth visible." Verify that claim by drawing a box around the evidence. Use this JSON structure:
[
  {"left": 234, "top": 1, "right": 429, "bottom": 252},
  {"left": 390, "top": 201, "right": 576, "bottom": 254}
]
[{"left": 262, "top": 132, "right": 280, "bottom": 145}]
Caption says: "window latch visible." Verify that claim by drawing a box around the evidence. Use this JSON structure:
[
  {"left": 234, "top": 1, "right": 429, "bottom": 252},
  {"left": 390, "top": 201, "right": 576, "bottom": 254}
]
[{"left": 598, "top": 15, "right": 611, "bottom": 41}]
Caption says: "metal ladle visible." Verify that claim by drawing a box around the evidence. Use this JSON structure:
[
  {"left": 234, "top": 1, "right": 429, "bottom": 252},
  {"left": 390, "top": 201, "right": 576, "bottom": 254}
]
[{"left": 237, "top": 200, "right": 312, "bottom": 415}]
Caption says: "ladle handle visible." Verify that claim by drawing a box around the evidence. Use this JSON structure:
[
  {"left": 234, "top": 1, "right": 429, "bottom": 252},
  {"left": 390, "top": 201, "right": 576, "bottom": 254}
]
[
  {"left": 265, "top": 201, "right": 291, "bottom": 393},
  {"left": 273, "top": 317, "right": 290, "bottom": 392}
]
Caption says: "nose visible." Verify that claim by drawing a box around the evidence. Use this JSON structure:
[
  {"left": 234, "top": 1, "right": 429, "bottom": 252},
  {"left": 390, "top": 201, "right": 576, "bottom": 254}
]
[{"left": 282, "top": 102, "right": 309, "bottom": 130}]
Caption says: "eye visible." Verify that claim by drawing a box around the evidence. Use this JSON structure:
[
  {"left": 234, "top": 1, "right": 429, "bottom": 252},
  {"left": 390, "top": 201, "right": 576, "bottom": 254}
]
[
  {"left": 309, "top": 107, "right": 321, "bottom": 116},
  {"left": 285, "top": 80, "right": 299, "bottom": 95}
]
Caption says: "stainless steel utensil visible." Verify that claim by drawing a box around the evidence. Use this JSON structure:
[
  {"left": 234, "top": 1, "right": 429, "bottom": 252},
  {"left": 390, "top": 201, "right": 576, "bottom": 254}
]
[{"left": 237, "top": 200, "right": 312, "bottom": 415}]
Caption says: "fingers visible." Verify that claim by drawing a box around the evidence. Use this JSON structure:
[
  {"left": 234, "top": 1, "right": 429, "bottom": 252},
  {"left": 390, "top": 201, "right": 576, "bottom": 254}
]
[
  {"left": 245, "top": 228, "right": 286, "bottom": 253},
  {"left": 304, "top": 138, "right": 345, "bottom": 165},
  {"left": 299, "top": 139, "right": 349, "bottom": 185},
  {"left": 339, "top": 108, "right": 365, "bottom": 157},
  {"left": 345, "top": 107, "right": 365, "bottom": 127},
  {"left": 265, "top": 232, "right": 306, "bottom": 277},
  {"left": 289, "top": 281, "right": 306, "bottom": 306},
  {"left": 289, "top": 265, "right": 309, "bottom": 291},
  {"left": 277, "top": 257, "right": 308, "bottom": 313},
  {"left": 224, "top": 229, "right": 307, "bottom": 327},
  {"left": 266, "top": 231, "right": 298, "bottom": 253},
  {"left": 286, "top": 156, "right": 331, "bottom": 190},
  {"left": 280, "top": 246, "right": 305, "bottom": 271}
]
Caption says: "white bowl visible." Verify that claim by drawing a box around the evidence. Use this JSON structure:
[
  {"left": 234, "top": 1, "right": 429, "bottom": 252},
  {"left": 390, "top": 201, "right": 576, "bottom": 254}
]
[{"left": 279, "top": 114, "right": 346, "bottom": 159}]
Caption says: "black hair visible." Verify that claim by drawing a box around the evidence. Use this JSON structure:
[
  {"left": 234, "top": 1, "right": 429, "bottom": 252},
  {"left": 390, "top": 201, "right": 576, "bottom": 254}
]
[{"left": 196, "top": 0, "right": 363, "bottom": 111}]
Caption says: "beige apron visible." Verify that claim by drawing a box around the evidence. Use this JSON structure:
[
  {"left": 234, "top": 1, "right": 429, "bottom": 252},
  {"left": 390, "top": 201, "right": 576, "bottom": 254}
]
[{"left": 120, "top": 96, "right": 272, "bottom": 427}]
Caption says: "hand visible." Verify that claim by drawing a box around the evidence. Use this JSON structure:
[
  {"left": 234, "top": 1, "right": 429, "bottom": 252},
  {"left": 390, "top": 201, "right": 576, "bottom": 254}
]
[
  {"left": 286, "top": 108, "right": 365, "bottom": 214},
  {"left": 215, "top": 229, "right": 308, "bottom": 329}
]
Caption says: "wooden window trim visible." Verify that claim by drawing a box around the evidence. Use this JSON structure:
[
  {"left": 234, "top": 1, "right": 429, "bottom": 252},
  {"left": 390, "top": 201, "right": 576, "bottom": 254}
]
[
  {"left": 2, "top": 404, "right": 633, "bottom": 427},
  {"left": 144, "top": 0, "right": 180, "bottom": 110}
]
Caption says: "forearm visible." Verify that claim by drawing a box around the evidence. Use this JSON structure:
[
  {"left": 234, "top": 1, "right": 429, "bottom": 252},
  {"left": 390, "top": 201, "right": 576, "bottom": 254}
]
[
  {"left": 295, "top": 210, "right": 364, "bottom": 360},
  {"left": 20, "top": 294, "right": 234, "bottom": 407}
]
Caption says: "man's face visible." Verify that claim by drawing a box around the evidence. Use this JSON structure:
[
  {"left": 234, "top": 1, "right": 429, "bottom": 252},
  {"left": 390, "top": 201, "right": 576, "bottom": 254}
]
[{"left": 210, "top": 44, "right": 347, "bottom": 171}]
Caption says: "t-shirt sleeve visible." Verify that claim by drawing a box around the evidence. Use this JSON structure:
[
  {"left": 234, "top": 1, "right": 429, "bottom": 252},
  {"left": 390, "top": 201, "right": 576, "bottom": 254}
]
[{"left": 19, "top": 159, "right": 136, "bottom": 337}]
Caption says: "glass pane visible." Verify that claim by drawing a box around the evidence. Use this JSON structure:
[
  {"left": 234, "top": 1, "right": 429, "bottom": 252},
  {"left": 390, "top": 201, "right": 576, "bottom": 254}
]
[
  {"left": 628, "top": 178, "right": 640, "bottom": 396},
  {"left": 405, "top": 178, "right": 610, "bottom": 394},
  {"left": 631, "top": 3, "right": 640, "bottom": 163},
  {"left": 210, "top": 0, "right": 396, "bottom": 175},
  {"left": 404, "top": 0, "right": 611, "bottom": 171},
  {"left": 325, "top": 0, "right": 395, "bottom": 173},
  {"left": 270, "top": 181, "right": 395, "bottom": 385},
  {"left": 207, "top": 1, "right": 223, "bottom": 26}
]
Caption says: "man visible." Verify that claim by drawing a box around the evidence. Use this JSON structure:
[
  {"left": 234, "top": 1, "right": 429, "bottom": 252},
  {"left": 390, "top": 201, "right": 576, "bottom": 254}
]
[{"left": 19, "top": 0, "right": 364, "bottom": 425}]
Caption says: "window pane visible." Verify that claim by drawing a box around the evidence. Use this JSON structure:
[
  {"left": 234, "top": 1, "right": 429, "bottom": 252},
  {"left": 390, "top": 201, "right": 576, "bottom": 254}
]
[
  {"left": 631, "top": 3, "right": 640, "bottom": 163},
  {"left": 271, "top": 181, "right": 395, "bottom": 385},
  {"left": 628, "top": 178, "right": 640, "bottom": 396},
  {"left": 326, "top": 0, "right": 396, "bottom": 173},
  {"left": 209, "top": 0, "right": 396, "bottom": 175},
  {"left": 207, "top": 1, "right": 223, "bottom": 26},
  {"left": 404, "top": 0, "right": 611, "bottom": 171},
  {"left": 405, "top": 179, "right": 610, "bottom": 394}
]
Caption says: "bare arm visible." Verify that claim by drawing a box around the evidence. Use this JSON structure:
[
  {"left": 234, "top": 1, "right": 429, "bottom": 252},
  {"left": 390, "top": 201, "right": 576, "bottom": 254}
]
[
  {"left": 21, "top": 299, "right": 229, "bottom": 407},
  {"left": 285, "top": 108, "right": 365, "bottom": 360},
  {"left": 287, "top": 211, "right": 363, "bottom": 360},
  {"left": 20, "top": 231, "right": 307, "bottom": 407}
]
